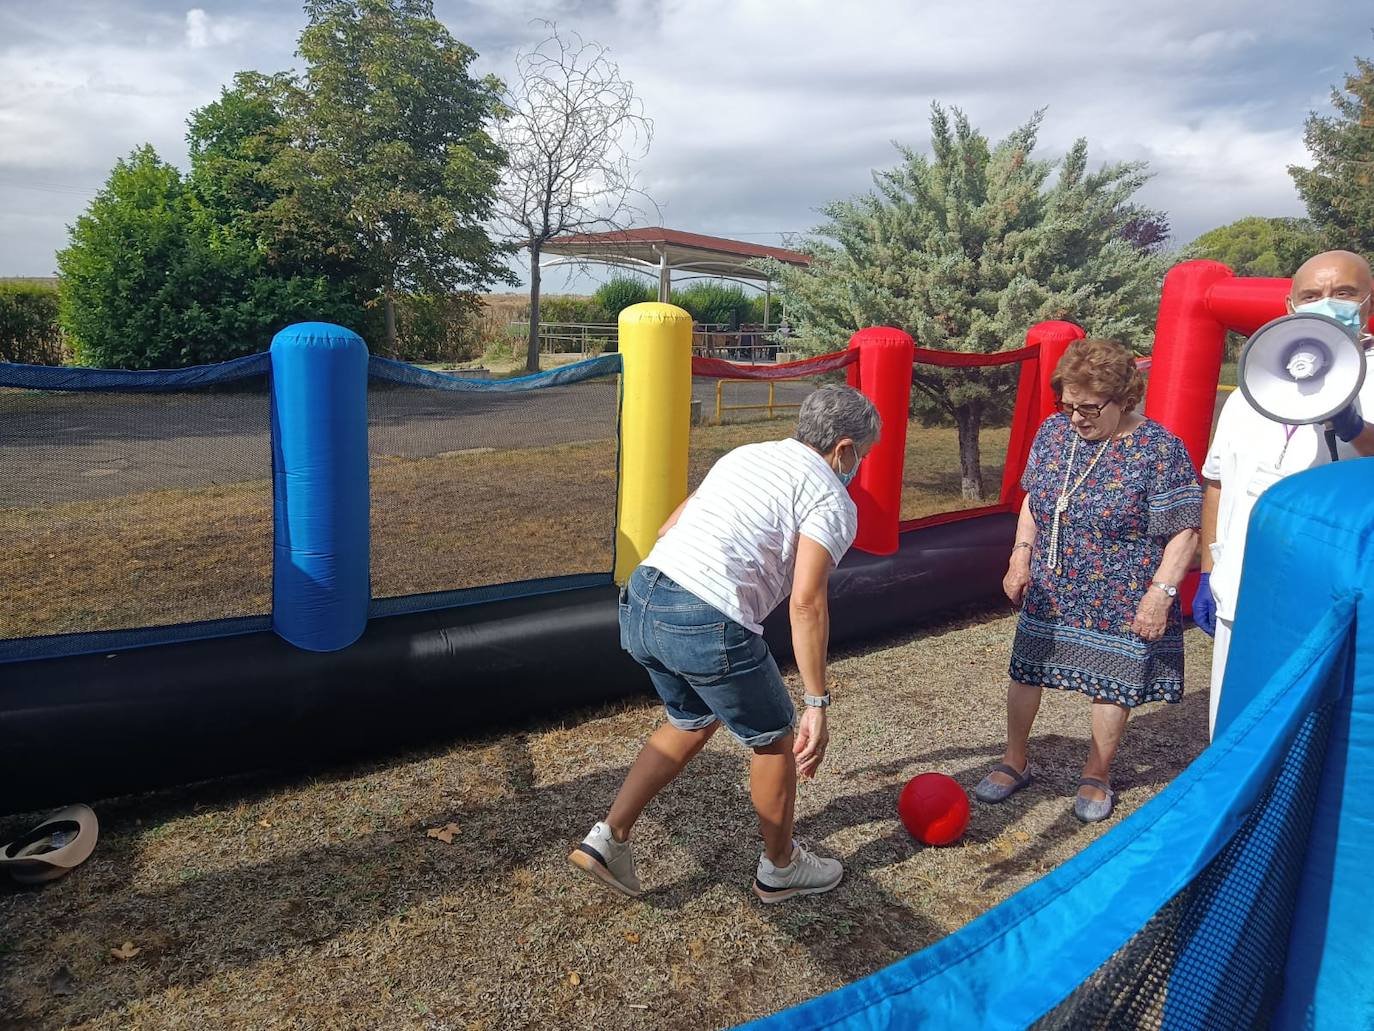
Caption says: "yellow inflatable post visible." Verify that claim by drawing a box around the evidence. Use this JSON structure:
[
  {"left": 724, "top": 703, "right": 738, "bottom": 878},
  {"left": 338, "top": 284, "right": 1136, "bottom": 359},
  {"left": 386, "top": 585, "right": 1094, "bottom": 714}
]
[{"left": 615, "top": 302, "right": 693, "bottom": 583}]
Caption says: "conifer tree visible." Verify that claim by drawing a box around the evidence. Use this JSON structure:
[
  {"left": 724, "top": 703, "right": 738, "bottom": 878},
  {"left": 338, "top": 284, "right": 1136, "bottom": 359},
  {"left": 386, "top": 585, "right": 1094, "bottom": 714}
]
[
  {"left": 1289, "top": 40, "right": 1374, "bottom": 255},
  {"left": 774, "top": 105, "right": 1168, "bottom": 500}
]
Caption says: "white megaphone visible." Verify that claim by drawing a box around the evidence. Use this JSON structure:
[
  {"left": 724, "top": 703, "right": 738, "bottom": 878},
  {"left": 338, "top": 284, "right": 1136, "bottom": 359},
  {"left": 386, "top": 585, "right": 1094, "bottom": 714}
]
[{"left": 1237, "top": 312, "right": 1366, "bottom": 426}]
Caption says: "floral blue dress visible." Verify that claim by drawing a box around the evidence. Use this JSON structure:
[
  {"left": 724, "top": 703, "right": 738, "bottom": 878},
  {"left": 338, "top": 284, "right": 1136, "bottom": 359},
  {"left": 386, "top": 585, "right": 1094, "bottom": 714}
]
[{"left": 1009, "top": 414, "right": 1202, "bottom": 706}]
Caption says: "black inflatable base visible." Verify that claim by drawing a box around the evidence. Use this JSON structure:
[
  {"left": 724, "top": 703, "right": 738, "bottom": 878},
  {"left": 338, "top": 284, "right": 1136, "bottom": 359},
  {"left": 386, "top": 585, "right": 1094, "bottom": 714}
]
[{"left": 0, "top": 513, "right": 1014, "bottom": 813}]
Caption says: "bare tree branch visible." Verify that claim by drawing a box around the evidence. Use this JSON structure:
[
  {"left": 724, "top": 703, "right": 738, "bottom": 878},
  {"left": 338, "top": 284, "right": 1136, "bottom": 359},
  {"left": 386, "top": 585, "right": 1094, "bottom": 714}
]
[{"left": 494, "top": 20, "right": 656, "bottom": 370}]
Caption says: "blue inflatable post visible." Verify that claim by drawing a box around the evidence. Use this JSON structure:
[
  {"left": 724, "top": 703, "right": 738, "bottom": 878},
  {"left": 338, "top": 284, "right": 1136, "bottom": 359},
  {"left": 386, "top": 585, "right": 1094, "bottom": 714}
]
[{"left": 269, "top": 323, "right": 370, "bottom": 651}]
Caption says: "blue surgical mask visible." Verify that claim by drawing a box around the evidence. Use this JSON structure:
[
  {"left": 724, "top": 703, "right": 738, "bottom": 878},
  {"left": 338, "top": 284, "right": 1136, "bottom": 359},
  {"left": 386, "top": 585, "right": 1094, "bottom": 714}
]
[
  {"left": 837, "top": 451, "right": 862, "bottom": 487},
  {"left": 1295, "top": 296, "right": 1368, "bottom": 331}
]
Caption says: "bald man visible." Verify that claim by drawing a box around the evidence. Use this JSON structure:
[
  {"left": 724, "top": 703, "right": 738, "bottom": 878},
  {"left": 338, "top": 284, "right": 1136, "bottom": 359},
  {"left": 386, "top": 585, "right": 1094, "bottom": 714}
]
[{"left": 1196, "top": 250, "right": 1374, "bottom": 738}]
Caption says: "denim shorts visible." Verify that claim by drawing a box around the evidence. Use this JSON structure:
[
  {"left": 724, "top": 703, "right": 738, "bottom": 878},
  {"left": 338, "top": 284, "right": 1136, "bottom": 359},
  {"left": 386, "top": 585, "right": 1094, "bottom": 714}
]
[{"left": 619, "top": 566, "right": 795, "bottom": 748}]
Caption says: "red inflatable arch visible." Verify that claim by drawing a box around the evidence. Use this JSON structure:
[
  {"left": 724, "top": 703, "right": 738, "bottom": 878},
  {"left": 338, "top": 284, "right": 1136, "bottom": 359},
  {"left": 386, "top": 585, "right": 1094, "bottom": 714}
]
[
  {"left": 843, "top": 320, "right": 1086, "bottom": 556},
  {"left": 839, "top": 259, "right": 1374, "bottom": 562},
  {"left": 1144, "top": 258, "right": 1374, "bottom": 469}
]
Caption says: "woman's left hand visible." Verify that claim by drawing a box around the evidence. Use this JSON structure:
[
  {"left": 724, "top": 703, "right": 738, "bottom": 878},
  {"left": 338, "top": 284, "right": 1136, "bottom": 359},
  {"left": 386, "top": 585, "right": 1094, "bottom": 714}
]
[{"left": 1132, "top": 589, "right": 1171, "bottom": 641}]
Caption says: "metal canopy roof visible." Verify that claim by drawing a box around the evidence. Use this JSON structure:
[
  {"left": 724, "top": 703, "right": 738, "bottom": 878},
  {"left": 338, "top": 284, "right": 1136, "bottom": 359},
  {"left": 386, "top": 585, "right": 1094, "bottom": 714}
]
[{"left": 541, "top": 227, "right": 810, "bottom": 296}]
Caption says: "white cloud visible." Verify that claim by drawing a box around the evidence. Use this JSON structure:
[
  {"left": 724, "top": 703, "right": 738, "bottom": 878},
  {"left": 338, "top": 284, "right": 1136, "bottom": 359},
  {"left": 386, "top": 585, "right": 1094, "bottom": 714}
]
[
  {"left": 0, "top": 47, "right": 203, "bottom": 169},
  {"left": 185, "top": 9, "right": 246, "bottom": 51},
  {"left": 0, "top": 0, "right": 1362, "bottom": 276}
]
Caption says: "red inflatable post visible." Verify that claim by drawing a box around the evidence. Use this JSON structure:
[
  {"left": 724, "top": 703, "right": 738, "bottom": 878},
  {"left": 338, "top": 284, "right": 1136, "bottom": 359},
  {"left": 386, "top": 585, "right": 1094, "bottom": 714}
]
[
  {"left": 998, "top": 321, "right": 1084, "bottom": 510},
  {"left": 1033, "top": 322, "right": 1082, "bottom": 425},
  {"left": 848, "top": 327, "right": 915, "bottom": 555},
  {"left": 1142, "top": 259, "right": 1245, "bottom": 616},
  {"left": 1144, "top": 260, "right": 1235, "bottom": 470}
]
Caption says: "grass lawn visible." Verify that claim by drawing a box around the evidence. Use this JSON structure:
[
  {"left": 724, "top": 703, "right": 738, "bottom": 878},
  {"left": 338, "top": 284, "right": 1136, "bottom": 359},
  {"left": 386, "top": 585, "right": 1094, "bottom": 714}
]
[
  {"left": 4, "top": 418, "right": 1008, "bottom": 640},
  {"left": 0, "top": 389, "right": 1222, "bottom": 1028},
  {"left": 0, "top": 613, "right": 1215, "bottom": 1030}
]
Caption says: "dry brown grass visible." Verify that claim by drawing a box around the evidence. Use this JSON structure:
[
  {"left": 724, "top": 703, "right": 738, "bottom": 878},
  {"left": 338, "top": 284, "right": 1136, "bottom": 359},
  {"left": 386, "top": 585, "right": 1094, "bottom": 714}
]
[
  {"left": 0, "top": 614, "right": 1214, "bottom": 1030},
  {"left": 0, "top": 482, "right": 276, "bottom": 638},
  {"left": 369, "top": 441, "right": 617, "bottom": 600},
  {"left": 473, "top": 294, "right": 529, "bottom": 361},
  {"left": 5, "top": 418, "right": 1008, "bottom": 638}
]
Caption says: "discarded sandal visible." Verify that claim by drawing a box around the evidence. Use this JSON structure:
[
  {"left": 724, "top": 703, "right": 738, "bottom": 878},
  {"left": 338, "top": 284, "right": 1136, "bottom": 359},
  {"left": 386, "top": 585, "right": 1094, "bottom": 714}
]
[{"left": 0, "top": 804, "right": 99, "bottom": 885}]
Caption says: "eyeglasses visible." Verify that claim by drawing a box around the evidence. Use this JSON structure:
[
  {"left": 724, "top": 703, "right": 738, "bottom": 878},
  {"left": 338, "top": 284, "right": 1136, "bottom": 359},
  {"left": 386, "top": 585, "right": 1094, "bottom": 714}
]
[{"left": 1057, "top": 401, "right": 1112, "bottom": 418}]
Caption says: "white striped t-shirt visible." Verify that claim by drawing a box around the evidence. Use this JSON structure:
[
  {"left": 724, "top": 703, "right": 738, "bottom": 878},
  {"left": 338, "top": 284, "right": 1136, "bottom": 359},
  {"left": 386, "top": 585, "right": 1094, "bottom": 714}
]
[{"left": 643, "top": 438, "right": 859, "bottom": 634}]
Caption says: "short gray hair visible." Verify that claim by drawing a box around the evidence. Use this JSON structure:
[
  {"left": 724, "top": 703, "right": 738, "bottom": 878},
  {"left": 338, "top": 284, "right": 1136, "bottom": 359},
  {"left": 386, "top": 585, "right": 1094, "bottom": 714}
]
[{"left": 796, "top": 384, "right": 881, "bottom": 453}]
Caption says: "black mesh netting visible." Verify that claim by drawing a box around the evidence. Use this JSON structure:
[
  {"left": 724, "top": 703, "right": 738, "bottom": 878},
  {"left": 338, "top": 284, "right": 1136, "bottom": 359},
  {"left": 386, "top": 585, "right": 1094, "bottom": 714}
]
[
  {"left": 0, "top": 381, "right": 273, "bottom": 642},
  {"left": 688, "top": 374, "right": 822, "bottom": 493},
  {"left": 1030, "top": 701, "right": 1334, "bottom": 1030},
  {"left": 366, "top": 373, "right": 619, "bottom": 599}
]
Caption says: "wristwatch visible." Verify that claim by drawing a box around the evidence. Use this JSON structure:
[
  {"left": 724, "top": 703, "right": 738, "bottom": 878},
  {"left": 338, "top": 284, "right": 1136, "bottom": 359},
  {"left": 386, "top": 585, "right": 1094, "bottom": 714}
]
[
  {"left": 803, "top": 692, "right": 832, "bottom": 708},
  {"left": 1150, "top": 581, "right": 1178, "bottom": 598}
]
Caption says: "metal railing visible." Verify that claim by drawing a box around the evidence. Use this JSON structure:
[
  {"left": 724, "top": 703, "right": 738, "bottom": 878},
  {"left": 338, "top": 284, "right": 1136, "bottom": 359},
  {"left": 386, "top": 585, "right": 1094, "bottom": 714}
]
[
  {"left": 693, "top": 324, "right": 790, "bottom": 363},
  {"left": 505, "top": 321, "right": 619, "bottom": 356},
  {"left": 503, "top": 319, "right": 796, "bottom": 363},
  {"left": 714, "top": 379, "right": 803, "bottom": 424}
]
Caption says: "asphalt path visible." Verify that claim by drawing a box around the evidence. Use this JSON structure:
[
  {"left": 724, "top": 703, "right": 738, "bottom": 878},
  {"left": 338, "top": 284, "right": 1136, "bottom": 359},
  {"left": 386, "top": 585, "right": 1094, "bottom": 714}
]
[{"left": 1, "top": 376, "right": 817, "bottom": 508}]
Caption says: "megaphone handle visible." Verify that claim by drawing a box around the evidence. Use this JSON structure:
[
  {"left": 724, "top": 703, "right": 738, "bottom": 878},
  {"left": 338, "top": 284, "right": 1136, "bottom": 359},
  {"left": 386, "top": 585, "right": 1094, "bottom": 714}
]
[{"left": 1325, "top": 427, "right": 1339, "bottom": 462}]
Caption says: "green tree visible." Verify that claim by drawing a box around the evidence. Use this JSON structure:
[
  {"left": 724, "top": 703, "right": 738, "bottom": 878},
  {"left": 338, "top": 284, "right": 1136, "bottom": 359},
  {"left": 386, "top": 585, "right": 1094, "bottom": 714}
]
[
  {"left": 673, "top": 282, "right": 755, "bottom": 327},
  {"left": 187, "top": 72, "right": 371, "bottom": 333},
  {"left": 186, "top": 72, "right": 296, "bottom": 238},
  {"left": 59, "top": 147, "right": 216, "bottom": 368},
  {"left": 1185, "top": 216, "right": 1325, "bottom": 277},
  {"left": 270, "top": 0, "right": 513, "bottom": 353},
  {"left": 773, "top": 105, "right": 1168, "bottom": 500},
  {"left": 1289, "top": 39, "right": 1374, "bottom": 254},
  {"left": 58, "top": 146, "right": 358, "bottom": 368}
]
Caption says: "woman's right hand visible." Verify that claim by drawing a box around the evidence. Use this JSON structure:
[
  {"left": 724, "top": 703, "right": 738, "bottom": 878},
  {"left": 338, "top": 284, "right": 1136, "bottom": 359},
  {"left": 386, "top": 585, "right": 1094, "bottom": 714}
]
[{"left": 1004, "top": 556, "right": 1031, "bottom": 608}]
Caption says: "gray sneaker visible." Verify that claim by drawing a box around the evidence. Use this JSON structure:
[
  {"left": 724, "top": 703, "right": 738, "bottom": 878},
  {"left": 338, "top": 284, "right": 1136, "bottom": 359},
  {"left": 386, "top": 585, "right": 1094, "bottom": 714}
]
[
  {"left": 569, "top": 821, "right": 642, "bottom": 897},
  {"left": 753, "top": 841, "right": 843, "bottom": 904}
]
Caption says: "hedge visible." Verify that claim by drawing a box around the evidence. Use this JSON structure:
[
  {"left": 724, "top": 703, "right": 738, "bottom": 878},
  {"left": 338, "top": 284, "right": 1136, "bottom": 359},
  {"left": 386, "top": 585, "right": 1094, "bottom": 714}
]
[{"left": 0, "top": 281, "right": 65, "bottom": 366}]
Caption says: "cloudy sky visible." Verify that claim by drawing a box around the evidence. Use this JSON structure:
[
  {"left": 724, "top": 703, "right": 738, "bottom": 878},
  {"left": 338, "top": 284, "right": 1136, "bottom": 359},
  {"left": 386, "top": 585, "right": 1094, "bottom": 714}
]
[{"left": 0, "top": 0, "right": 1366, "bottom": 290}]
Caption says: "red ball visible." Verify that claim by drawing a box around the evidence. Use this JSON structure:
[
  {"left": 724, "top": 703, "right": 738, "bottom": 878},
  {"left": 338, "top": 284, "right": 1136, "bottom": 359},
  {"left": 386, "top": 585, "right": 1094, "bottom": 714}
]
[{"left": 898, "top": 773, "right": 970, "bottom": 846}]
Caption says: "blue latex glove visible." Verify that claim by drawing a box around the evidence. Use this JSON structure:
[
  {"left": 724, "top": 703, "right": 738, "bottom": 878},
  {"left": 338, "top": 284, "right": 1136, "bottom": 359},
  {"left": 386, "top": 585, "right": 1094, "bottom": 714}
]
[
  {"left": 1330, "top": 404, "right": 1365, "bottom": 443},
  {"left": 1192, "top": 571, "right": 1216, "bottom": 637}
]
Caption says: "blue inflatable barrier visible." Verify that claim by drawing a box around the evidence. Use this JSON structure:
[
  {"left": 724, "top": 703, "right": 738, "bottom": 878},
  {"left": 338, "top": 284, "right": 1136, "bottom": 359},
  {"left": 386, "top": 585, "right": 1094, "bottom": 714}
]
[
  {"left": 1225, "top": 462, "right": 1374, "bottom": 1028},
  {"left": 748, "top": 458, "right": 1374, "bottom": 1030}
]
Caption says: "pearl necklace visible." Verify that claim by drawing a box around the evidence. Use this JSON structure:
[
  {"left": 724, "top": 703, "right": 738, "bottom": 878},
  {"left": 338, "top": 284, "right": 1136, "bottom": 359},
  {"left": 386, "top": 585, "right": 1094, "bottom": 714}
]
[{"left": 1046, "top": 433, "right": 1112, "bottom": 572}]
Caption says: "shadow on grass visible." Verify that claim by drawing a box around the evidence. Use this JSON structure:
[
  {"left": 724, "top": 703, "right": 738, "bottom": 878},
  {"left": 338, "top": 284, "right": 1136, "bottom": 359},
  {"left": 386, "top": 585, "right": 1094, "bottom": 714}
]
[
  {"left": 0, "top": 755, "right": 648, "bottom": 1026},
  {"left": 822, "top": 686, "right": 1210, "bottom": 893},
  {"left": 1, "top": 739, "right": 943, "bottom": 1026}
]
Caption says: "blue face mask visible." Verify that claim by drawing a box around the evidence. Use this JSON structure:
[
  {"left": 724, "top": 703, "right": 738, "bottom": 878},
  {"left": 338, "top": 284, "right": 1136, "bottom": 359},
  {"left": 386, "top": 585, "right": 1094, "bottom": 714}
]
[
  {"left": 836, "top": 449, "right": 862, "bottom": 487},
  {"left": 1295, "top": 296, "right": 1369, "bottom": 331}
]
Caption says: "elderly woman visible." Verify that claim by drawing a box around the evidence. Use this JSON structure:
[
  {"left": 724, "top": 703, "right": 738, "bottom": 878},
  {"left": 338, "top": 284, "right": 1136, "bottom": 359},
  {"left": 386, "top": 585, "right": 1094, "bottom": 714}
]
[
  {"left": 571, "top": 384, "right": 881, "bottom": 903},
  {"left": 976, "top": 339, "right": 1201, "bottom": 822}
]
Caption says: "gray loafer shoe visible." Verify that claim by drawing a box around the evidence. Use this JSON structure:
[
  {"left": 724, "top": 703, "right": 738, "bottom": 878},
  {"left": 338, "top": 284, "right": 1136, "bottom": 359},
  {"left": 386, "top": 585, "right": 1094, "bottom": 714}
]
[
  {"left": 1074, "top": 777, "right": 1115, "bottom": 823},
  {"left": 974, "top": 762, "right": 1034, "bottom": 803}
]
